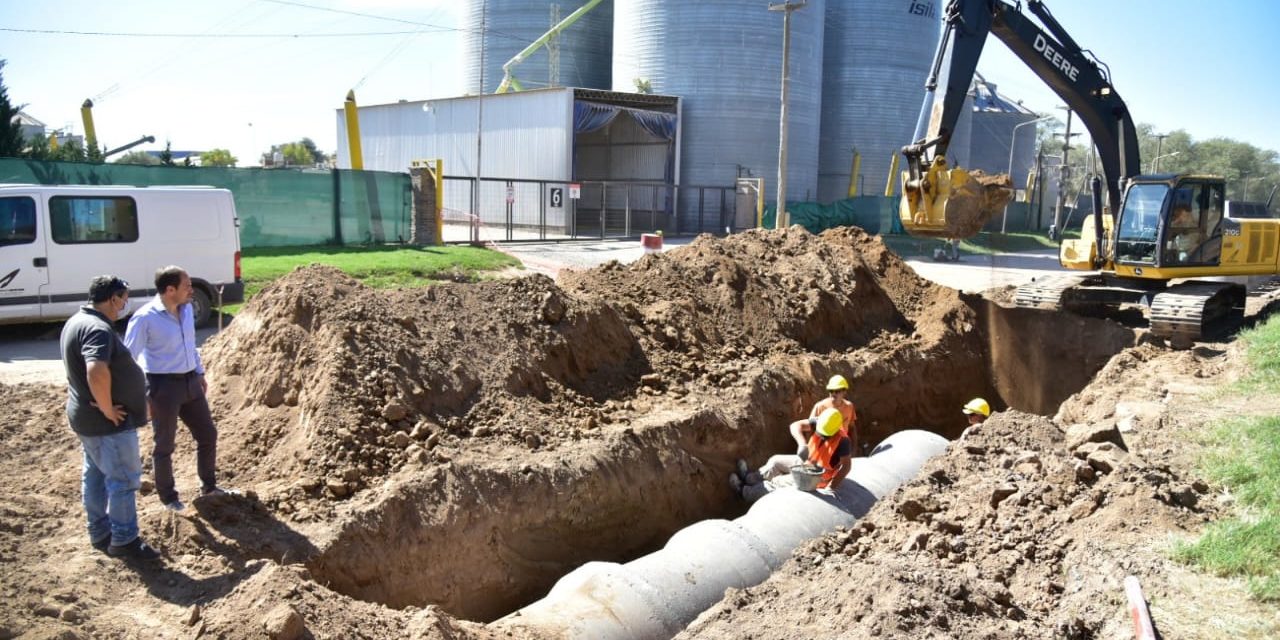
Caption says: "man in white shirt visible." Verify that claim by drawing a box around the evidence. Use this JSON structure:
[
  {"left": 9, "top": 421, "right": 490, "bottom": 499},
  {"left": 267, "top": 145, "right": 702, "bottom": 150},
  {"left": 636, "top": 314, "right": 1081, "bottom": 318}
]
[{"left": 124, "top": 265, "right": 230, "bottom": 512}]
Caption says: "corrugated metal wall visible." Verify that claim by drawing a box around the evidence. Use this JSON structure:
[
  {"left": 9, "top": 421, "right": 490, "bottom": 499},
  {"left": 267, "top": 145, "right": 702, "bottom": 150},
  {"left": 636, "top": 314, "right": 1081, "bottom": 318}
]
[
  {"left": 613, "top": 0, "right": 826, "bottom": 204},
  {"left": 335, "top": 89, "right": 572, "bottom": 180},
  {"left": 946, "top": 93, "right": 976, "bottom": 169},
  {"left": 817, "top": 0, "right": 940, "bottom": 202},
  {"left": 463, "top": 0, "right": 614, "bottom": 94},
  {"left": 337, "top": 89, "right": 575, "bottom": 228},
  {"left": 969, "top": 111, "right": 1039, "bottom": 189}
]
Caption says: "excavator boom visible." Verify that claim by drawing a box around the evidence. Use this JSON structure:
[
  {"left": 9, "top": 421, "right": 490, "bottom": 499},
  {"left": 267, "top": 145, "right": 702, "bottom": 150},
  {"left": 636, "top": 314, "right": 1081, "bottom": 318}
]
[{"left": 900, "top": 0, "right": 1141, "bottom": 243}]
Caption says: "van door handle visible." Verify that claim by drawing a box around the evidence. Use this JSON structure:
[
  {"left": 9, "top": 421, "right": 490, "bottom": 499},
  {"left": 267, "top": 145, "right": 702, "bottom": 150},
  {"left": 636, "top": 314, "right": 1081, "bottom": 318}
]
[{"left": 33, "top": 257, "right": 47, "bottom": 267}]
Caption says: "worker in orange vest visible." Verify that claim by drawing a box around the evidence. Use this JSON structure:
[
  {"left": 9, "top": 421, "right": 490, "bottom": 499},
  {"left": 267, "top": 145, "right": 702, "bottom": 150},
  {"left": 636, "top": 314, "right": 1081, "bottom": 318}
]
[
  {"left": 789, "top": 374, "right": 857, "bottom": 457},
  {"left": 733, "top": 408, "right": 852, "bottom": 503}
]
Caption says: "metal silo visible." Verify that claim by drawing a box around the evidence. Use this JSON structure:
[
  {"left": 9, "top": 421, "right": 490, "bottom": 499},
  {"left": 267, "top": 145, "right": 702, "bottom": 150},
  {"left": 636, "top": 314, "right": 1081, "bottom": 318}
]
[
  {"left": 946, "top": 92, "right": 976, "bottom": 169},
  {"left": 463, "top": 0, "right": 613, "bottom": 94},
  {"left": 817, "top": 1, "right": 940, "bottom": 203},
  {"left": 614, "top": 0, "right": 826, "bottom": 209},
  {"left": 968, "top": 76, "right": 1039, "bottom": 190}
]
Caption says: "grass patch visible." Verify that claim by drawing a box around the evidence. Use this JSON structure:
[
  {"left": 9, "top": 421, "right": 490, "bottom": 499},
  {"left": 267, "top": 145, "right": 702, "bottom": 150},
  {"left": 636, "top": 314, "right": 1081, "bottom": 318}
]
[
  {"left": 221, "top": 244, "right": 521, "bottom": 314},
  {"left": 1173, "top": 315, "right": 1280, "bottom": 602},
  {"left": 880, "top": 231, "right": 1058, "bottom": 258}
]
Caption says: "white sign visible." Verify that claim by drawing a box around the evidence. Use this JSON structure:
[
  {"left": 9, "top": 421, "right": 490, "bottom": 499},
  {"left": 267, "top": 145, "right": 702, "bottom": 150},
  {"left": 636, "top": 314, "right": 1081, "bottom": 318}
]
[
  {"left": 505, "top": 184, "right": 515, "bottom": 204},
  {"left": 549, "top": 187, "right": 563, "bottom": 208},
  {"left": 569, "top": 183, "right": 581, "bottom": 199}
]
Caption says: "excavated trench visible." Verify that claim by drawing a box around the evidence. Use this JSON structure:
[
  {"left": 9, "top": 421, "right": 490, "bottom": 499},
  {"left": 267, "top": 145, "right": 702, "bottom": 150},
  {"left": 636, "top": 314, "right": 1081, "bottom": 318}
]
[
  {"left": 296, "top": 300, "right": 1133, "bottom": 623},
  {"left": 201, "top": 229, "right": 1136, "bottom": 626}
]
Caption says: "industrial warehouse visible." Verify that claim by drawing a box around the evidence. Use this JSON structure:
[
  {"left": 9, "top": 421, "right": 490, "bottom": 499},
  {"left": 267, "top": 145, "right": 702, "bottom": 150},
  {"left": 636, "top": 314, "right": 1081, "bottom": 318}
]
[{"left": 2, "top": 1, "right": 1280, "bottom": 639}]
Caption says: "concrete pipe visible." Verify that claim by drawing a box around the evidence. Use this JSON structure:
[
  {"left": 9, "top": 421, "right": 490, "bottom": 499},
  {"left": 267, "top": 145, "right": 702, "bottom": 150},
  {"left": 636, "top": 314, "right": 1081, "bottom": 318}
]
[{"left": 496, "top": 429, "right": 949, "bottom": 640}]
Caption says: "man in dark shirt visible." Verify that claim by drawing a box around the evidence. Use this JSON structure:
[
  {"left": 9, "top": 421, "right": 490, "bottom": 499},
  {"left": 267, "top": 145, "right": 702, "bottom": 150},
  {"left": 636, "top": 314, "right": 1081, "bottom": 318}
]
[{"left": 60, "top": 275, "right": 159, "bottom": 560}]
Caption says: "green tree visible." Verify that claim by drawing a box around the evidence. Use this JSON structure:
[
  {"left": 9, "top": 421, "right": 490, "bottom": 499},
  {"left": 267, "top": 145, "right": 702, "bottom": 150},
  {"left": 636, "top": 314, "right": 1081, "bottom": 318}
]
[
  {"left": 263, "top": 138, "right": 327, "bottom": 167},
  {"left": 281, "top": 141, "right": 315, "bottom": 167},
  {"left": 200, "top": 148, "right": 237, "bottom": 167},
  {"left": 113, "top": 150, "right": 160, "bottom": 165},
  {"left": 0, "top": 60, "right": 25, "bottom": 157},
  {"left": 26, "top": 134, "right": 90, "bottom": 162},
  {"left": 159, "top": 141, "right": 175, "bottom": 166}
]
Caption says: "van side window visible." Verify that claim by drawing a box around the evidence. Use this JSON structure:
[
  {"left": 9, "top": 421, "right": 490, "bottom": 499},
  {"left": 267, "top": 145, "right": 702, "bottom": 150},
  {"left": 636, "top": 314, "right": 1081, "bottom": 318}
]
[
  {"left": 0, "top": 197, "right": 37, "bottom": 246},
  {"left": 49, "top": 196, "right": 139, "bottom": 244}
]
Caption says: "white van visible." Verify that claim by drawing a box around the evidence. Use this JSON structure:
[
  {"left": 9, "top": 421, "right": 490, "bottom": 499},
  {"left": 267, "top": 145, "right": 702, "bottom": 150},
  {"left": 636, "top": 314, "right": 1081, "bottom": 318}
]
[{"left": 0, "top": 185, "right": 244, "bottom": 328}]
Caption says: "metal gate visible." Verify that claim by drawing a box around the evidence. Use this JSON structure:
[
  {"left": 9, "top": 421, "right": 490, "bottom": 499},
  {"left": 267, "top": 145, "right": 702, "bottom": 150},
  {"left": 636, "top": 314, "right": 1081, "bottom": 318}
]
[{"left": 438, "top": 177, "right": 738, "bottom": 243}]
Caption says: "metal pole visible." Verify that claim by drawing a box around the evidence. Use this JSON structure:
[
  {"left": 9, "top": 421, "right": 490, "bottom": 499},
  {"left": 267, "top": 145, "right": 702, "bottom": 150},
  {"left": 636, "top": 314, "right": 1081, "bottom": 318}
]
[
  {"left": 1153, "top": 133, "right": 1168, "bottom": 172},
  {"left": 1002, "top": 114, "right": 1053, "bottom": 233},
  {"left": 769, "top": 1, "right": 806, "bottom": 229},
  {"left": 474, "top": 0, "right": 487, "bottom": 245},
  {"left": 1051, "top": 108, "right": 1073, "bottom": 239}
]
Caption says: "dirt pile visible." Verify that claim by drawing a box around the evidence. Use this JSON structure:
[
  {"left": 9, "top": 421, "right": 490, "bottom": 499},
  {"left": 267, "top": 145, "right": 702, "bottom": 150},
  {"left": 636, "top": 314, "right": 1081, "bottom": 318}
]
[
  {"left": 200, "top": 267, "right": 644, "bottom": 507},
  {"left": 679, "top": 346, "right": 1248, "bottom": 640},
  {"left": 940, "top": 170, "right": 1015, "bottom": 239},
  {"left": 201, "top": 227, "right": 984, "bottom": 511}
]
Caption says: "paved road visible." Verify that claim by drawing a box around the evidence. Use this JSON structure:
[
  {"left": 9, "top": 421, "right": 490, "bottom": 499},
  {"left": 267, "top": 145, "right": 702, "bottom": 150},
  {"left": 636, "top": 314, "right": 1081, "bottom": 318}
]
[{"left": 0, "top": 322, "right": 224, "bottom": 386}]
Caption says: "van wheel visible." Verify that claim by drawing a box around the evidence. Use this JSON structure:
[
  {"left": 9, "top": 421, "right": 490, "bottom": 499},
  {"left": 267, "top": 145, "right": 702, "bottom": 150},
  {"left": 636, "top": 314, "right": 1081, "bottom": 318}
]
[{"left": 192, "top": 288, "right": 213, "bottom": 328}]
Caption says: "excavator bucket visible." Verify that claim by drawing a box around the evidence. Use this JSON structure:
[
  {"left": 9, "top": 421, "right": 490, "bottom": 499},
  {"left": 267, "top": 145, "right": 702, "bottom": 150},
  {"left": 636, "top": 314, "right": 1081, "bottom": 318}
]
[{"left": 899, "top": 157, "right": 1014, "bottom": 239}]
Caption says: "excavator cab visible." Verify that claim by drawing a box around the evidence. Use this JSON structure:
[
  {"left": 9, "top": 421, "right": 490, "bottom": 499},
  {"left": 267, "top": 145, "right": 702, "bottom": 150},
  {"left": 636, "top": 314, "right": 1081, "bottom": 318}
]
[{"left": 1111, "top": 176, "right": 1226, "bottom": 273}]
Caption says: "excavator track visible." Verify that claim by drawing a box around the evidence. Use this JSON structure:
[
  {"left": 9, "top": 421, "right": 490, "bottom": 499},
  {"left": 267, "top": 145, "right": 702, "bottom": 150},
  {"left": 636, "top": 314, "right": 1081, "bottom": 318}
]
[
  {"left": 1013, "top": 275, "right": 1091, "bottom": 310},
  {"left": 1148, "top": 281, "right": 1245, "bottom": 346}
]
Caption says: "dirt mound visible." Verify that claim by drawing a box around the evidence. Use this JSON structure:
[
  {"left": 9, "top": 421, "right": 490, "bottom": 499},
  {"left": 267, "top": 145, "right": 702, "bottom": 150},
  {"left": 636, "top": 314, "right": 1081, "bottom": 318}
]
[
  {"left": 940, "top": 170, "right": 1015, "bottom": 239},
  {"left": 201, "top": 266, "right": 644, "bottom": 504},
  {"left": 202, "top": 227, "right": 980, "bottom": 508}
]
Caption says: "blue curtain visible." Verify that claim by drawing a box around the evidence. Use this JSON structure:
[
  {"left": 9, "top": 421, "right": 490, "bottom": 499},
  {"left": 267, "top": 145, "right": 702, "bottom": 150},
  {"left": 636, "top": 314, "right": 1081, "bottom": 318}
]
[
  {"left": 626, "top": 109, "right": 677, "bottom": 141},
  {"left": 573, "top": 101, "right": 621, "bottom": 135},
  {"left": 573, "top": 101, "right": 678, "bottom": 141}
]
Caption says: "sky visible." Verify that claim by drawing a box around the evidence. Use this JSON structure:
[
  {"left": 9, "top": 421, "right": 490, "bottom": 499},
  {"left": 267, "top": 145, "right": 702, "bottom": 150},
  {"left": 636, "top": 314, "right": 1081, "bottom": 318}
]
[{"left": 3, "top": 0, "right": 1279, "bottom": 167}]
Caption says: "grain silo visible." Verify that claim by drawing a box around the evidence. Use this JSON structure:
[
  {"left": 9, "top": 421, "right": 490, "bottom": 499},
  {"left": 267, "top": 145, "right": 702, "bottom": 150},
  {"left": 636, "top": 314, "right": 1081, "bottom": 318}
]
[
  {"left": 463, "top": 0, "right": 613, "bottom": 94},
  {"left": 945, "top": 92, "right": 976, "bottom": 169},
  {"left": 967, "top": 75, "right": 1039, "bottom": 190},
  {"left": 817, "top": 1, "right": 940, "bottom": 203},
  {"left": 613, "top": 0, "right": 826, "bottom": 224}
]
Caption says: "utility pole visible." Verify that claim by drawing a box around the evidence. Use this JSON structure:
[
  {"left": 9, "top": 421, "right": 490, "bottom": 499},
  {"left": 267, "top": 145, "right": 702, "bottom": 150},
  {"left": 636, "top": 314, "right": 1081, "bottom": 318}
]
[
  {"left": 1050, "top": 107, "right": 1075, "bottom": 240},
  {"left": 1153, "top": 133, "right": 1169, "bottom": 172},
  {"left": 769, "top": 0, "right": 806, "bottom": 229},
  {"left": 474, "top": 0, "right": 488, "bottom": 245}
]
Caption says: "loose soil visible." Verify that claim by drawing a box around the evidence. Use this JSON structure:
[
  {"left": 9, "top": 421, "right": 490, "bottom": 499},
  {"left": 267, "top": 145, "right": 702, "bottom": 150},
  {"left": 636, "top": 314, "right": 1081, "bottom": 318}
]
[
  {"left": 2, "top": 226, "right": 1272, "bottom": 639},
  {"left": 941, "top": 170, "right": 1015, "bottom": 239}
]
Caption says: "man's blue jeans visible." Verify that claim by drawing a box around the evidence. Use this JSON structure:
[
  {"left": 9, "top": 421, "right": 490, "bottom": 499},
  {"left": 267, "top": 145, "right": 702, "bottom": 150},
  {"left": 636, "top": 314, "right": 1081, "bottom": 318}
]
[{"left": 78, "top": 429, "right": 143, "bottom": 547}]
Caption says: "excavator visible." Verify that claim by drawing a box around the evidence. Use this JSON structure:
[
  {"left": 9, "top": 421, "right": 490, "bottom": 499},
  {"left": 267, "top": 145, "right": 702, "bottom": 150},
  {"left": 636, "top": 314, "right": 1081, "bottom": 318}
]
[{"left": 899, "top": 0, "right": 1280, "bottom": 344}]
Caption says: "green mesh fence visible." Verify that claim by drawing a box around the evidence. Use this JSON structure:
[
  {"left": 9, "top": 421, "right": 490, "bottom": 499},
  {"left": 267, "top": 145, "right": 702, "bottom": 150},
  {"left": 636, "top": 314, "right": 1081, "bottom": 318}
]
[
  {"left": 0, "top": 158, "right": 411, "bottom": 248},
  {"left": 762, "top": 196, "right": 1040, "bottom": 235},
  {"left": 762, "top": 196, "right": 894, "bottom": 235}
]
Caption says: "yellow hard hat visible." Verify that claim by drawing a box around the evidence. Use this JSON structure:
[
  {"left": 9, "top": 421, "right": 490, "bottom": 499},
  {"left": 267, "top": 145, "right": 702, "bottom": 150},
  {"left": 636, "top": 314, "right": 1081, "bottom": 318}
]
[
  {"left": 962, "top": 398, "right": 991, "bottom": 417},
  {"left": 816, "top": 407, "right": 843, "bottom": 437},
  {"left": 826, "top": 375, "right": 850, "bottom": 391}
]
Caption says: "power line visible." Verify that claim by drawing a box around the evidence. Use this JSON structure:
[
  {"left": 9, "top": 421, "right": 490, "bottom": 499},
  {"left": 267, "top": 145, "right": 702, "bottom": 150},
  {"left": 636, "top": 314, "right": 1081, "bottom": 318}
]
[
  {"left": 0, "top": 27, "right": 443, "bottom": 38},
  {"left": 261, "top": 0, "right": 528, "bottom": 43}
]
